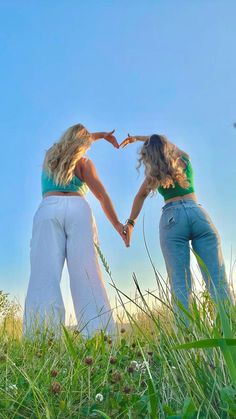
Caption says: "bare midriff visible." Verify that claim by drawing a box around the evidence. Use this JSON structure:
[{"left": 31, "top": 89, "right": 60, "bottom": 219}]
[
  {"left": 43, "top": 191, "right": 84, "bottom": 198},
  {"left": 164, "top": 192, "right": 197, "bottom": 204}
]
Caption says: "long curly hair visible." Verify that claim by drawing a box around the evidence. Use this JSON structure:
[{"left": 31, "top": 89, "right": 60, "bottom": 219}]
[
  {"left": 43, "top": 123, "right": 92, "bottom": 185},
  {"left": 137, "top": 134, "right": 190, "bottom": 193}
]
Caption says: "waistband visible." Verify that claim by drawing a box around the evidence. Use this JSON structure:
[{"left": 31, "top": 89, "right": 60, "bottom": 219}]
[
  {"left": 41, "top": 195, "right": 86, "bottom": 205},
  {"left": 162, "top": 198, "right": 200, "bottom": 211}
]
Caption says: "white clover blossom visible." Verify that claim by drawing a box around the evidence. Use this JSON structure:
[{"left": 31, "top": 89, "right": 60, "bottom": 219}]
[
  {"left": 140, "top": 360, "right": 149, "bottom": 372},
  {"left": 95, "top": 393, "right": 104, "bottom": 402},
  {"left": 130, "top": 360, "right": 139, "bottom": 371}
]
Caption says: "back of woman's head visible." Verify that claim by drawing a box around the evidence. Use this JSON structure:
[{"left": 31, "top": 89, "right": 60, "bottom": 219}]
[
  {"left": 43, "top": 123, "right": 92, "bottom": 185},
  {"left": 138, "top": 134, "right": 189, "bottom": 192}
]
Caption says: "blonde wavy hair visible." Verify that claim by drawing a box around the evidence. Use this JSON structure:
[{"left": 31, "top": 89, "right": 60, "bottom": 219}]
[
  {"left": 43, "top": 123, "right": 92, "bottom": 185},
  {"left": 138, "top": 134, "right": 190, "bottom": 193}
]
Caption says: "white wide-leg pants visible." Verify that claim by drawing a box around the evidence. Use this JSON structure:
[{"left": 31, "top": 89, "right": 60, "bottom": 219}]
[{"left": 23, "top": 196, "right": 117, "bottom": 338}]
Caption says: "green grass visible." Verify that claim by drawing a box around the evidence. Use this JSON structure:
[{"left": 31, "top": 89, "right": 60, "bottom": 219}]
[{"left": 0, "top": 256, "right": 236, "bottom": 418}]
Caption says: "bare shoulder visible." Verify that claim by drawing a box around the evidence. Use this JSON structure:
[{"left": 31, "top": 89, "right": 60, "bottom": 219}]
[
  {"left": 76, "top": 157, "right": 92, "bottom": 169},
  {"left": 77, "top": 157, "right": 99, "bottom": 181},
  {"left": 80, "top": 157, "right": 95, "bottom": 171},
  {"left": 75, "top": 157, "right": 94, "bottom": 180}
]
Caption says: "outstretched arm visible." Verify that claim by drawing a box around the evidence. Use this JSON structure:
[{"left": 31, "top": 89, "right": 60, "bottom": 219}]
[
  {"left": 120, "top": 134, "right": 150, "bottom": 148},
  {"left": 123, "top": 178, "right": 150, "bottom": 246},
  {"left": 79, "top": 159, "right": 125, "bottom": 241},
  {"left": 91, "top": 130, "right": 119, "bottom": 149}
]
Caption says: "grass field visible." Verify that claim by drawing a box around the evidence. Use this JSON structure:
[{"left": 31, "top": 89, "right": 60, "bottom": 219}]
[{"left": 0, "top": 252, "right": 236, "bottom": 419}]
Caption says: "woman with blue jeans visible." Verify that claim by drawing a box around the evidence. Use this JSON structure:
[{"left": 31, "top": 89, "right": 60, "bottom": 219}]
[{"left": 121, "top": 134, "right": 233, "bottom": 310}]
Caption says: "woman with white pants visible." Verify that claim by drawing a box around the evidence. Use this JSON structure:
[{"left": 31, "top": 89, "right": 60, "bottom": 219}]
[{"left": 23, "top": 123, "right": 125, "bottom": 338}]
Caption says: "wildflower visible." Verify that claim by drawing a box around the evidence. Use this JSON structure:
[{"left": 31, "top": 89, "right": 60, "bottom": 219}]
[
  {"left": 51, "top": 370, "right": 58, "bottom": 377},
  {"left": 131, "top": 342, "right": 136, "bottom": 349},
  {"left": 147, "top": 351, "right": 153, "bottom": 356},
  {"left": 51, "top": 381, "right": 61, "bottom": 394},
  {"left": 110, "top": 356, "right": 117, "bottom": 365},
  {"left": 107, "top": 337, "right": 112, "bottom": 345},
  {"left": 120, "top": 327, "right": 126, "bottom": 334},
  {"left": 95, "top": 393, "right": 104, "bottom": 402},
  {"left": 127, "top": 366, "right": 135, "bottom": 374},
  {"left": 140, "top": 361, "right": 149, "bottom": 372},
  {"left": 123, "top": 385, "right": 132, "bottom": 394},
  {"left": 110, "top": 371, "right": 122, "bottom": 384},
  {"left": 130, "top": 360, "right": 139, "bottom": 371},
  {"left": 84, "top": 356, "right": 94, "bottom": 366}
]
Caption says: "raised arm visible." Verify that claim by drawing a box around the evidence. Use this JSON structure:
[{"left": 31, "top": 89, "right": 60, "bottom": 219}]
[
  {"left": 90, "top": 130, "right": 119, "bottom": 149},
  {"left": 119, "top": 134, "right": 150, "bottom": 148},
  {"left": 77, "top": 158, "right": 125, "bottom": 241},
  {"left": 123, "top": 178, "right": 150, "bottom": 246}
]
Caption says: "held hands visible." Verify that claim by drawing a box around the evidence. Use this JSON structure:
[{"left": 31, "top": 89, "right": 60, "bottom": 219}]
[
  {"left": 114, "top": 222, "right": 133, "bottom": 247},
  {"left": 122, "top": 223, "right": 133, "bottom": 247}
]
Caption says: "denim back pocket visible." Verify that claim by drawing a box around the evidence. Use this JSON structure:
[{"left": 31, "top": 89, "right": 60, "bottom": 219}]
[{"left": 160, "top": 207, "right": 180, "bottom": 230}]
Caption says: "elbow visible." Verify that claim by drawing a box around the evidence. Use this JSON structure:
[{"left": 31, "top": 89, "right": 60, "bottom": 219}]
[
  {"left": 97, "top": 191, "right": 109, "bottom": 203},
  {"left": 136, "top": 192, "right": 147, "bottom": 202}
]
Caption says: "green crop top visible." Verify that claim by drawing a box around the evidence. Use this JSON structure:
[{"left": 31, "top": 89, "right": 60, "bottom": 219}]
[
  {"left": 41, "top": 170, "right": 89, "bottom": 197},
  {"left": 157, "top": 155, "right": 195, "bottom": 201}
]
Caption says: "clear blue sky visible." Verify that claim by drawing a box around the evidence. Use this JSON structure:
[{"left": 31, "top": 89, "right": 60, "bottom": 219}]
[{"left": 1, "top": 1, "right": 236, "bottom": 320}]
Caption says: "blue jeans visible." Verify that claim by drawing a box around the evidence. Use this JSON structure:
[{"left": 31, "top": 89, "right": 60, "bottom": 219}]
[{"left": 159, "top": 199, "right": 232, "bottom": 308}]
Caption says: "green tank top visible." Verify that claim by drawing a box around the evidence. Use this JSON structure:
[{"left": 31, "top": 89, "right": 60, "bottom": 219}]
[
  {"left": 157, "top": 155, "right": 195, "bottom": 201},
  {"left": 41, "top": 170, "right": 89, "bottom": 197}
]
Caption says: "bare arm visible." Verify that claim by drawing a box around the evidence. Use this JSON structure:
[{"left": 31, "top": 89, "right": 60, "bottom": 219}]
[
  {"left": 119, "top": 134, "right": 150, "bottom": 148},
  {"left": 78, "top": 159, "right": 123, "bottom": 235},
  {"left": 90, "top": 130, "right": 119, "bottom": 148},
  {"left": 128, "top": 178, "right": 150, "bottom": 222},
  {"left": 123, "top": 178, "right": 150, "bottom": 247},
  {"left": 134, "top": 135, "right": 150, "bottom": 142},
  {"left": 91, "top": 132, "right": 106, "bottom": 140}
]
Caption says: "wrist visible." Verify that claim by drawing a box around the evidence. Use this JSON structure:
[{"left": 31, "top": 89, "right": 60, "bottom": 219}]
[
  {"left": 126, "top": 218, "right": 135, "bottom": 227},
  {"left": 114, "top": 220, "right": 121, "bottom": 229}
]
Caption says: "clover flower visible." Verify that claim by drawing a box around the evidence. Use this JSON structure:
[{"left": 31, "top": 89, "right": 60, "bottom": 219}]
[
  {"left": 51, "top": 381, "right": 61, "bottom": 394},
  {"left": 84, "top": 356, "right": 94, "bottom": 366},
  {"left": 51, "top": 370, "right": 58, "bottom": 377},
  {"left": 130, "top": 360, "right": 139, "bottom": 371},
  {"left": 95, "top": 393, "right": 104, "bottom": 402},
  {"left": 140, "top": 360, "right": 149, "bottom": 372}
]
